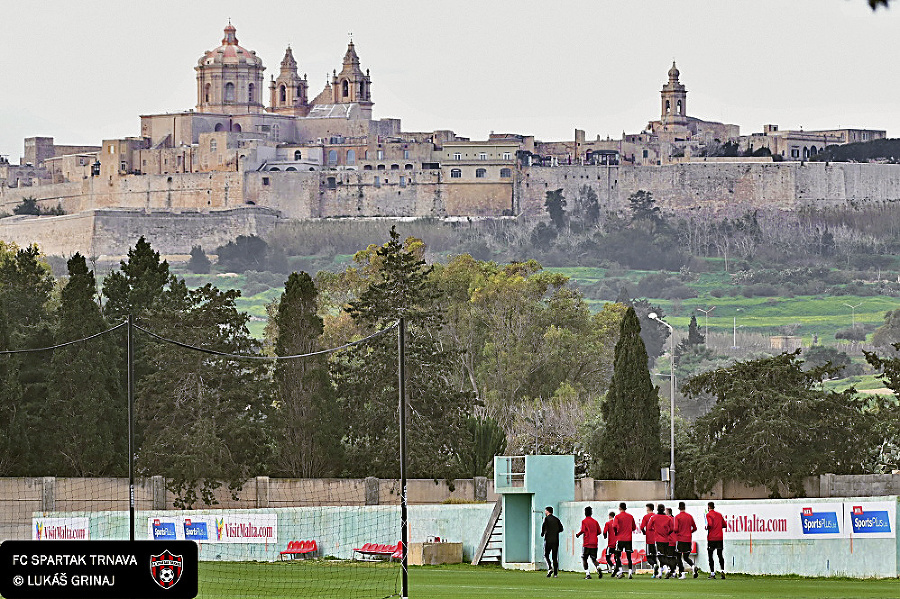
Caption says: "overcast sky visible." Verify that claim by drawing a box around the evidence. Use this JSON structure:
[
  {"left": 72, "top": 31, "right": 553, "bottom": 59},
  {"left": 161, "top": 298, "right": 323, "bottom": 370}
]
[{"left": 0, "top": 0, "right": 897, "bottom": 161}]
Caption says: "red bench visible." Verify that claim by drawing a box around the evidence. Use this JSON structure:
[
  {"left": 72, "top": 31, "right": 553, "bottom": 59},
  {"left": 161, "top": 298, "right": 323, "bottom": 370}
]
[
  {"left": 279, "top": 540, "right": 318, "bottom": 560},
  {"left": 353, "top": 542, "right": 401, "bottom": 560}
]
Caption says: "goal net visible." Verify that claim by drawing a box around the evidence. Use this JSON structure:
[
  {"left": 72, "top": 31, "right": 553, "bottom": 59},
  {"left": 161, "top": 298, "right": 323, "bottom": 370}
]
[{"left": 0, "top": 320, "right": 402, "bottom": 599}]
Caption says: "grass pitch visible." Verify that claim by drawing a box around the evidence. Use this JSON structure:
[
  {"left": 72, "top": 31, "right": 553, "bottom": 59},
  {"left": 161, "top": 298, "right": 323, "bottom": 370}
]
[{"left": 197, "top": 561, "right": 900, "bottom": 599}]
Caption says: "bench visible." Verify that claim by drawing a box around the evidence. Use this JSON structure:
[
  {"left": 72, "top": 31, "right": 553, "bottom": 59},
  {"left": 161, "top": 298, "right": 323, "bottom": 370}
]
[
  {"left": 353, "top": 542, "right": 401, "bottom": 561},
  {"left": 279, "top": 540, "right": 318, "bottom": 560}
]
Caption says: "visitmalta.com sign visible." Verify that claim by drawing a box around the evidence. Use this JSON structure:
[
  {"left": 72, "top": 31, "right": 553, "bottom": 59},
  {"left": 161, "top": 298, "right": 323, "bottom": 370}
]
[
  {"left": 147, "top": 514, "right": 277, "bottom": 543},
  {"left": 680, "top": 501, "right": 896, "bottom": 541}
]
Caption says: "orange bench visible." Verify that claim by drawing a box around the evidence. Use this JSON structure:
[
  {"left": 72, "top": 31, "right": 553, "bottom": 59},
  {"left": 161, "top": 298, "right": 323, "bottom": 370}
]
[{"left": 279, "top": 540, "right": 318, "bottom": 560}]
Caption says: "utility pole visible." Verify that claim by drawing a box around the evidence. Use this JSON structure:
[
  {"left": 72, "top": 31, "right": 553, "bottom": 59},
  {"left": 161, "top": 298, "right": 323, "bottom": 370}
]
[{"left": 697, "top": 306, "right": 716, "bottom": 342}]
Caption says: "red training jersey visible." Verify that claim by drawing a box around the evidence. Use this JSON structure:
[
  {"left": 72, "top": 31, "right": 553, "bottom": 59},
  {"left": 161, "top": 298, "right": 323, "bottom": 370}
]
[
  {"left": 667, "top": 515, "right": 677, "bottom": 544},
  {"left": 649, "top": 513, "right": 672, "bottom": 544},
  {"left": 613, "top": 511, "right": 637, "bottom": 542},
  {"left": 706, "top": 509, "right": 726, "bottom": 542},
  {"left": 640, "top": 512, "right": 655, "bottom": 544},
  {"left": 578, "top": 517, "right": 601, "bottom": 548},
  {"left": 603, "top": 520, "right": 617, "bottom": 548},
  {"left": 674, "top": 511, "right": 697, "bottom": 543}
]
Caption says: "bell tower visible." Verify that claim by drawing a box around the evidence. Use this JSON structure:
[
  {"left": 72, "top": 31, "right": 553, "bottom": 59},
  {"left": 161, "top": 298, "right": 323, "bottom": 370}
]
[
  {"left": 330, "top": 40, "right": 373, "bottom": 116},
  {"left": 660, "top": 61, "right": 687, "bottom": 126},
  {"left": 269, "top": 46, "right": 309, "bottom": 116}
]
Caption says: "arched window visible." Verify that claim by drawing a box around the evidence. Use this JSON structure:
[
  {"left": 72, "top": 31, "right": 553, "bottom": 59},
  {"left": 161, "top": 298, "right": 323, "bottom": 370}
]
[
  {"left": 346, "top": 149, "right": 356, "bottom": 165},
  {"left": 214, "top": 123, "right": 225, "bottom": 132},
  {"left": 248, "top": 83, "right": 255, "bottom": 103},
  {"left": 500, "top": 168, "right": 512, "bottom": 178},
  {"left": 269, "top": 167, "right": 280, "bottom": 171},
  {"left": 677, "top": 100, "right": 683, "bottom": 115},
  {"left": 363, "top": 164, "right": 373, "bottom": 171},
  {"left": 450, "top": 168, "right": 462, "bottom": 178},
  {"left": 810, "top": 146, "right": 818, "bottom": 156},
  {"left": 391, "top": 164, "right": 400, "bottom": 170},
  {"left": 280, "top": 85, "right": 287, "bottom": 103},
  {"left": 204, "top": 83, "right": 211, "bottom": 103},
  {"left": 225, "top": 82, "right": 235, "bottom": 103},
  {"left": 232, "top": 124, "right": 241, "bottom": 133},
  {"left": 342, "top": 80, "right": 349, "bottom": 97},
  {"left": 360, "top": 81, "right": 366, "bottom": 99},
  {"left": 377, "top": 164, "right": 386, "bottom": 170},
  {"left": 404, "top": 164, "right": 413, "bottom": 170},
  {"left": 286, "top": 167, "right": 297, "bottom": 171},
  {"left": 328, "top": 150, "right": 338, "bottom": 165},
  {"left": 476, "top": 168, "right": 487, "bottom": 178},
  {"left": 294, "top": 150, "right": 302, "bottom": 160},
  {"left": 665, "top": 99, "right": 671, "bottom": 114}
]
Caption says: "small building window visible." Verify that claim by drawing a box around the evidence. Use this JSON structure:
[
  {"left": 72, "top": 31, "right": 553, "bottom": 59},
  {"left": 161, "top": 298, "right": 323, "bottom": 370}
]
[
  {"left": 294, "top": 150, "right": 302, "bottom": 160},
  {"left": 210, "top": 139, "right": 217, "bottom": 152},
  {"left": 500, "top": 168, "right": 512, "bottom": 178},
  {"left": 377, "top": 149, "right": 384, "bottom": 160},
  {"left": 280, "top": 85, "right": 287, "bottom": 103},
  {"left": 248, "top": 83, "right": 255, "bottom": 103},
  {"left": 377, "top": 164, "right": 386, "bottom": 170},
  {"left": 404, "top": 163, "right": 413, "bottom": 170},
  {"left": 363, "top": 165, "right": 373, "bottom": 171},
  {"left": 374, "top": 176, "right": 381, "bottom": 187},
  {"left": 476, "top": 168, "right": 487, "bottom": 178},
  {"left": 328, "top": 150, "right": 338, "bottom": 165},
  {"left": 327, "top": 177, "right": 337, "bottom": 189},
  {"left": 399, "top": 176, "right": 407, "bottom": 188},
  {"left": 403, "top": 149, "right": 410, "bottom": 159},
  {"left": 342, "top": 80, "right": 349, "bottom": 97},
  {"left": 204, "top": 83, "right": 211, "bottom": 103},
  {"left": 262, "top": 177, "right": 270, "bottom": 186},
  {"left": 450, "top": 168, "right": 462, "bottom": 178},
  {"left": 479, "top": 153, "right": 488, "bottom": 160},
  {"left": 225, "top": 82, "right": 235, "bottom": 103},
  {"left": 391, "top": 164, "right": 399, "bottom": 170},
  {"left": 453, "top": 153, "right": 462, "bottom": 160},
  {"left": 503, "top": 152, "right": 512, "bottom": 160},
  {"left": 347, "top": 149, "right": 356, "bottom": 165}
]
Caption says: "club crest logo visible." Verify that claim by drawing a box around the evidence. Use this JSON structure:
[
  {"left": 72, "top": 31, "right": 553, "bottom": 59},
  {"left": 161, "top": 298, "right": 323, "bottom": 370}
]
[{"left": 150, "top": 550, "right": 184, "bottom": 589}]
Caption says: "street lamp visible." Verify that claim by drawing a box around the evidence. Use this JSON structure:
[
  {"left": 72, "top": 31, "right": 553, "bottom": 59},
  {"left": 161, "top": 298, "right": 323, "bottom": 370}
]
[
  {"left": 844, "top": 302, "right": 862, "bottom": 329},
  {"left": 648, "top": 312, "right": 675, "bottom": 500},
  {"left": 696, "top": 306, "right": 716, "bottom": 342}
]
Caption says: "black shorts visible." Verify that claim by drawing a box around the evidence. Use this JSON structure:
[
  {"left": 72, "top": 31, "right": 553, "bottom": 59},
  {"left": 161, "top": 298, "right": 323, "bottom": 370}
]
[
  {"left": 582, "top": 547, "right": 598, "bottom": 560},
  {"left": 707, "top": 540, "right": 723, "bottom": 551},
  {"left": 616, "top": 540, "right": 632, "bottom": 552},
  {"left": 645, "top": 541, "right": 657, "bottom": 555},
  {"left": 656, "top": 542, "right": 674, "bottom": 557},
  {"left": 676, "top": 541, "right": 692, "bottom": 553}
]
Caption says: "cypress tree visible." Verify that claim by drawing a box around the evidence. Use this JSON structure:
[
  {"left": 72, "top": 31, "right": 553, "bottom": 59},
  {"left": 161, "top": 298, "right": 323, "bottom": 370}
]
[
  {"left": 271, "top": 272, "right": 343, "bottom": 477},
  {"left": 45, "top": 253, "right": 126, "bottom": 476},
  {"left": 597, "top": 306, "right": 662, "bottom": 479}
]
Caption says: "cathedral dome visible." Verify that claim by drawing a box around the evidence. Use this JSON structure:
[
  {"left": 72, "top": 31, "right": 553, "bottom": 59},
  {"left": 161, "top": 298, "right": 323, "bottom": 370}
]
[{"left": 197, "top": 23, "right": 263, "bottom": 68}]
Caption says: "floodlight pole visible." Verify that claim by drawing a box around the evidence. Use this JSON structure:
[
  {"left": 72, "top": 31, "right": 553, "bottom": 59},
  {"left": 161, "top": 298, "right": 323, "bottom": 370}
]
[
  {"left": 649, "top": 313, "right": 675, "bottom": 500},
  {"left": 398, "top": 317, "right": 409, "bottom": 599},
  {"left": 127, "top": 314, "right": 135, "bottom": 541}
]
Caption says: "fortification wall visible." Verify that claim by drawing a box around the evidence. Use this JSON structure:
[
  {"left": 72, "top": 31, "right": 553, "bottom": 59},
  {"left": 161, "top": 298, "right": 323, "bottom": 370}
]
[
  {"left": 517, "top": 162, "right": 900, "bottom": 216},
  {"left": 0, "top": 207, "right": 279, "bottom": 256},
  {"left": 3, "top": 162, "right": 900, "bottom": 256}
]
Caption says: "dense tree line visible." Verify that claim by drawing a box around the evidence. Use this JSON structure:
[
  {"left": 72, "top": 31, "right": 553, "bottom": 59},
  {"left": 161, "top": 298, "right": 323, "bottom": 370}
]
[{"left": 2, "top": 230, "right": 899, "bottom": 506}]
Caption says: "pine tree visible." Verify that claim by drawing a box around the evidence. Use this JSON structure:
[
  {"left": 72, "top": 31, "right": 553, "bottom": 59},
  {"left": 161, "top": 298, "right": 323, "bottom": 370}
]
[
  {"left": 102, "top": 236, "right": 176, "bottom": 320},
  {"left": 686, "top": 314, "right": 705, "bottom": 346},
  {"left": 596, "top": 306, "right": 662, "bottom": 479},
  {"left": 271, "top": 272, "right": 343, "bottom": 477},
  {"left": 335, "top": 227, "right": 473, "bottom": 478},
  {"left": 44, "top": 254, "right": 126, "bottom": 476}
]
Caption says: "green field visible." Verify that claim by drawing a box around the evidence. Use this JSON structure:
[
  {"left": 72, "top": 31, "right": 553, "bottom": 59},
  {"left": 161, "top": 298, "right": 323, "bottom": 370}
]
[{"left": 197, "top": 562, "right": 900, "bottom": 599}]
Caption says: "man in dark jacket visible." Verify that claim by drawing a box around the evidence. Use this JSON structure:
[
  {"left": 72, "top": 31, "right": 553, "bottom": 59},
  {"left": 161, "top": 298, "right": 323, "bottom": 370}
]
[{"left": 541, "top": 506, "right": 564, "bottom": 577}]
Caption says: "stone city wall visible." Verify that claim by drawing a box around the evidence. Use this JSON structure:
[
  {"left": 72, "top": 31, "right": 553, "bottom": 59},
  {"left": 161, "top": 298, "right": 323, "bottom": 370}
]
[{"left": 3, "top": 162, "right": 900, "bottom": 256}]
